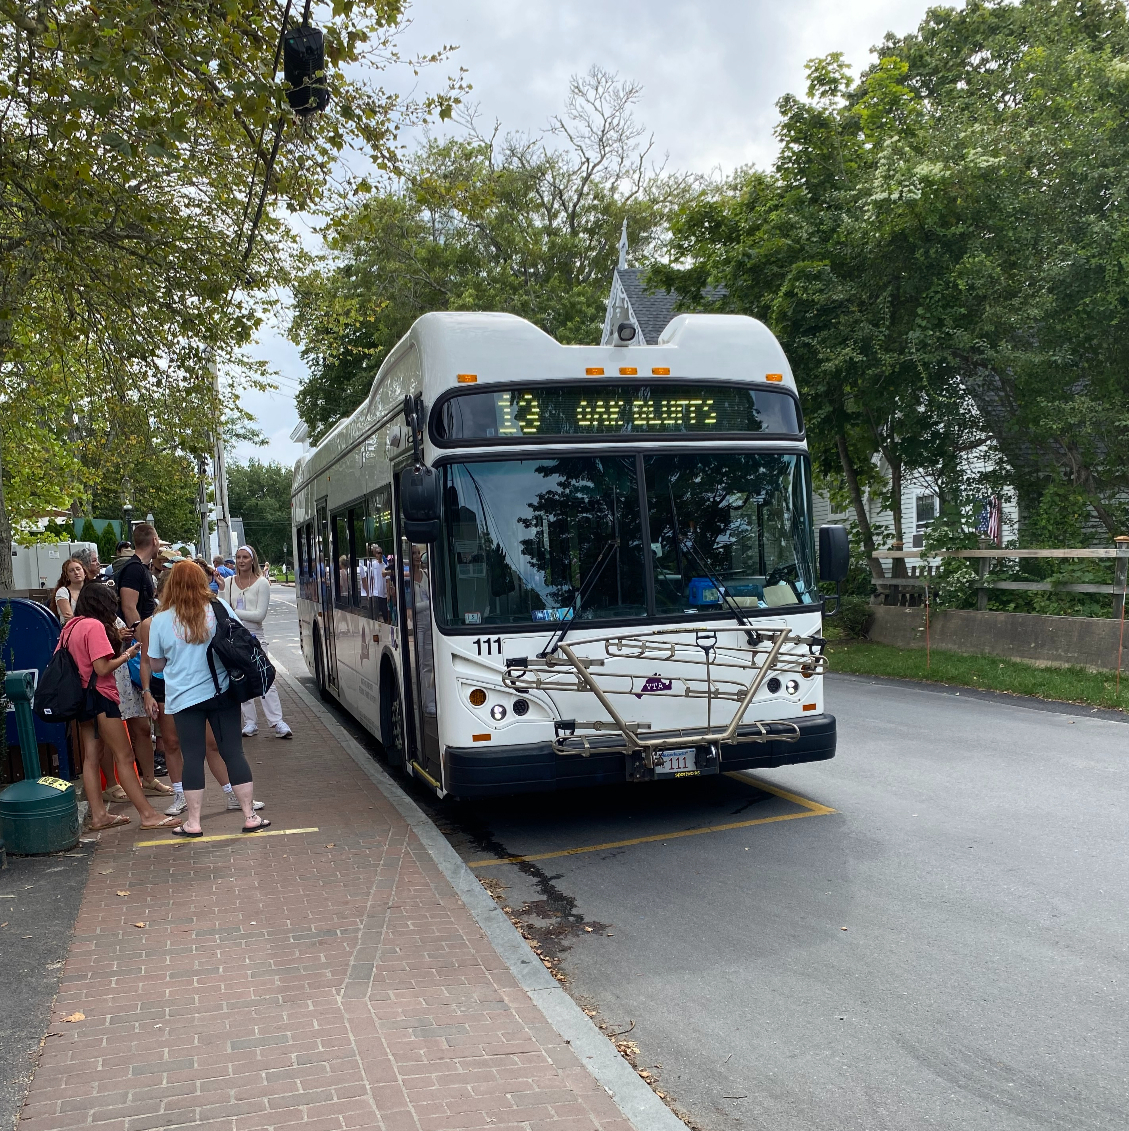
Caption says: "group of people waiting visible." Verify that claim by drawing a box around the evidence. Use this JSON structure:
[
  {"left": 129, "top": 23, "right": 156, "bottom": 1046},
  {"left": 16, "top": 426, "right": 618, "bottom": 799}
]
[{"left": 50, "top": 526, "right": 291, "bottom": 837}]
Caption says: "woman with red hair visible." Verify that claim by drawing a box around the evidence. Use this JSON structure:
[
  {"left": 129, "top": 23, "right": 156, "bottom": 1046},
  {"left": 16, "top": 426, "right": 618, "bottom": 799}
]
[{"left": 146, "top": 560, "right": 268, "bottom": 837}]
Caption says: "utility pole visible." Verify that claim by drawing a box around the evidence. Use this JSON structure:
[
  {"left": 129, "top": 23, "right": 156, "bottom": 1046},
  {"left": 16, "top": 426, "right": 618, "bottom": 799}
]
[
  {"left": 209, "top": 349, "right": 232, "bottom": 561},
  {"left": 197, "top": 454, "right": 211, "bottom": 559}
]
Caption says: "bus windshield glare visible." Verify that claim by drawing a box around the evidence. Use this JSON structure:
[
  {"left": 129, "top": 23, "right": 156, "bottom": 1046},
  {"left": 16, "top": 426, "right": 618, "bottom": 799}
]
[
  {"left": 433, "top": 383, "right": 801, "bottom": 441},
  {"left": 432, "top": 453, "right": 817, "bottom": 628}
]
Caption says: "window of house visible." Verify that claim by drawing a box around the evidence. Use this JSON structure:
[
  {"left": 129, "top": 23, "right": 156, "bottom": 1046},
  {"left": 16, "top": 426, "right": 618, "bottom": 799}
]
[{"left": 915, "top": 494, "right": 937, "bottom": 527}]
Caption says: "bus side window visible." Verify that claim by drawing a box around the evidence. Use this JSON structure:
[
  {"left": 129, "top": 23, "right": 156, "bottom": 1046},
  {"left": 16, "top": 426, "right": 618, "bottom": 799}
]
[
  {"left": 368, "top": 486, "right": 395, "bottom": 627},
  {"left": 351, "top": 508, "right": 368, "bottom": 611},
  {"left": 296, "top": 524, "right": 307, "bottom": 600},
  {"left": 305, "top": 525, "right": 315, "bottom": 602},
  {"left": 332, "top": 512, "right": 351, "bottom": 608}
]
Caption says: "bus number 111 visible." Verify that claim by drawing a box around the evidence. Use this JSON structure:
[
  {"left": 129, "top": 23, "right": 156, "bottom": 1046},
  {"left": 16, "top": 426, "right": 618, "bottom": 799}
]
[{"left": 474, "top": 637, "right": 504, "bottom": 656}]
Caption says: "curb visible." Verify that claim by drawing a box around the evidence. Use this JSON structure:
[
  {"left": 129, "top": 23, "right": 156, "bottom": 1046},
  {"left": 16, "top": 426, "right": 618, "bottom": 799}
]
[
  {"left": 827, "top": 670, "right": 1129, "bottom": 723},
  {"left": 274, "top": 662, "right": 688, "bottom": 1131}
]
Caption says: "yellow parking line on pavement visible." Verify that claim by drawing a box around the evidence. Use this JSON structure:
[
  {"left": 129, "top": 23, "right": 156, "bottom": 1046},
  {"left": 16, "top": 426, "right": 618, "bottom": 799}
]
[
  {"left": 134, "top": 826, "right": 319, "bottom": 848},
  {"left": 466, "top": 776, "right": 835, "bottom": 868}
]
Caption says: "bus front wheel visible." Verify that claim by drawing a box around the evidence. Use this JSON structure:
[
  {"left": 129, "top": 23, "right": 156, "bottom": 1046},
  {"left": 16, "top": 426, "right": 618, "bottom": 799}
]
[{"left": 380, "top": 662, "right": 406, "bottom": 769}]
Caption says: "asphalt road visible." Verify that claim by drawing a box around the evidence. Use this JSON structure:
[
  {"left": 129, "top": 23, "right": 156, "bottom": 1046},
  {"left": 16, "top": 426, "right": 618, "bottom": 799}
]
[{"left": 266, "top": 587, "right": 1129, "bottom": 1131}]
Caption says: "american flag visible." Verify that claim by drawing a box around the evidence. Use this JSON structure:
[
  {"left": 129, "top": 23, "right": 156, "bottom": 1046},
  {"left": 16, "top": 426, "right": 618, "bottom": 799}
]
[{"left": 977, "top": 497, "right": 1001, "bottom": 546}]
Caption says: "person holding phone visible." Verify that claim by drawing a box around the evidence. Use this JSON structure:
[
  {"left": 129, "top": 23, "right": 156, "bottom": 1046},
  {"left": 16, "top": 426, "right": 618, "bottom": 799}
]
[{"left": 63, "top": 584, "right": 183, "bottom": 832}]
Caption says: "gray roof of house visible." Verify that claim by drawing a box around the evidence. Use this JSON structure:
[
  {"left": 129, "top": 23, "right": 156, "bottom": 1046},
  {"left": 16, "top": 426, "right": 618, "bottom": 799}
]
[{"left": 617, "top": 267, "right": 726, "bottom": 344}]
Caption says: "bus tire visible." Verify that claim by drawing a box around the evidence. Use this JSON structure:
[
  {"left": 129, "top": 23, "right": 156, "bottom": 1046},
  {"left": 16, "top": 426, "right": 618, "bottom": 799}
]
[
  {"left": 312, "top": 623, "right": 331, "bottom": 703},
  {"left": 379, "top": 661, "right": 406, "bottom": 769}
]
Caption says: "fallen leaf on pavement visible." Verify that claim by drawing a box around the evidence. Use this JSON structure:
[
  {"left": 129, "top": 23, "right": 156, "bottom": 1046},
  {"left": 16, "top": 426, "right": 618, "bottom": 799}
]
[
  {"left": 98, "top": 870, "right": 112, "bottom": 875},
  {"left": 116, "top": 891, "right": 130, "bottom": 897},
  {"left": 325, "top": 843, "right": 335, "bottom": 848},
  {"left": 63, "top": 1012, "right": 85, "bottom": 1023},
  {"left": 134, "top": 922, "right": 146, "bottom": 929},
  {"left": 583, "top": 926, "right": 593, "bottom": 932},
  {"left": 841, "top": 927, "right": 848, "bottom": 931}
]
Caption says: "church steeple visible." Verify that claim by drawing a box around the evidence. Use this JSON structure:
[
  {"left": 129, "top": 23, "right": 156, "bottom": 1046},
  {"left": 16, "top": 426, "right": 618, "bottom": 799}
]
[{"left": 617, "top": 217, "right": 628, "bottom": 270}]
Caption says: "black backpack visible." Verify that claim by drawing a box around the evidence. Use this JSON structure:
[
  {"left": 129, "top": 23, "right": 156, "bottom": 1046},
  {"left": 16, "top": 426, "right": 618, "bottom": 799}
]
[
  {"left": 206, "top": 601, "right": 275, "bottom": 703},
  {"left": 34, "top": 620, "right": 98, "bottom": 722}
]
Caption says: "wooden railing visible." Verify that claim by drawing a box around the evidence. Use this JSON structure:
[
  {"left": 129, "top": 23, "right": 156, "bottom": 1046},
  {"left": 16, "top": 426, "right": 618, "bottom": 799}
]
[{"left": 870, "top": 539, "right": 1129, "bottom": 616}]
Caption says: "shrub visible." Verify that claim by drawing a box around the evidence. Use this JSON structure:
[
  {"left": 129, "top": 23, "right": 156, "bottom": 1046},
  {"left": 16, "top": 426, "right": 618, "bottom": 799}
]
[{"left": 825, "top": 594, "right": 873, "bottom": 640}]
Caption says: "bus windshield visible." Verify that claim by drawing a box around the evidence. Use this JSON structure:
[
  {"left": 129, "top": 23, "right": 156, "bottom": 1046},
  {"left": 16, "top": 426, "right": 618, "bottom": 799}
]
[{"left": 432, "top": 453, "right": 818, "bottom": 629}]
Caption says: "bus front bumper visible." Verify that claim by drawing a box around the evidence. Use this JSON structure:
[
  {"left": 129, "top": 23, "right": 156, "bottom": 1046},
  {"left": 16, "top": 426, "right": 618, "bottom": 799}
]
[{"left": 444, "top": 713, "right": 836, "bottom": 798}]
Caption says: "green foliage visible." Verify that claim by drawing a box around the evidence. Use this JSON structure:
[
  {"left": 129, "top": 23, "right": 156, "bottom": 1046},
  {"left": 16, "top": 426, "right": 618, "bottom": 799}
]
[
  {"left": 823, "top": 595, "right": 874, "bottom": 640},
  {"left": 96, "top": 523, "right": 117, "bottom": 565},
  {"left": 0, "top": 0, "right": 461, "bottom": 582},
  {"left": 651, "top": 0, "right": 1129, "bottom": 553},
  {"left": 826, "top": 641, "right": 1128, "bottom": 712},
  {"left": 292, "top": 69, "right": 696, "bottom": 438},
  {"left": 227, "top": 459, "right": 294, "bottom": 566},
  {"left": 78, "top": 519, "right": 98, "bottom": 546}
]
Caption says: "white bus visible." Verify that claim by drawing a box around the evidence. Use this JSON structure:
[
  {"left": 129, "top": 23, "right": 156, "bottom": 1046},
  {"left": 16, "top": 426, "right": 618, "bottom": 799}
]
[{"left": 291, "top": 311, "right": 848, "bottom": 798}]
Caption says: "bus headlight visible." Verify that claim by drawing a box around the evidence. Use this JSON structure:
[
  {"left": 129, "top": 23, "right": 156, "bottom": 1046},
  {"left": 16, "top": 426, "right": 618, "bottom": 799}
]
[
  {"left": 490, "top": 704, "right": 507, "bottom": 721},
  {"left": 512, "top": 698, "right": 529, "bottom": 716},
  {"left": 786, "top": 679, "right": 799, "bottom": 695}
]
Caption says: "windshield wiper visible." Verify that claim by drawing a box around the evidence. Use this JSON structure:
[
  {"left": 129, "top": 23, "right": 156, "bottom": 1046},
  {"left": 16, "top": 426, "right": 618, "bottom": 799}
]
[
  {"left": 667, "top": 485, "right": 758, "bottom": 645},
  {"left": 538, "top": 537, "right": 619, "bottom": 658}
]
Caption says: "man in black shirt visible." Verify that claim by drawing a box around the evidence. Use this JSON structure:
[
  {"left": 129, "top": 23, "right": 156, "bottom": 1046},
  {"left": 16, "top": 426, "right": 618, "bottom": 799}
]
[{"left": 118, "top": 523, "right": 159, "bottom": 631}]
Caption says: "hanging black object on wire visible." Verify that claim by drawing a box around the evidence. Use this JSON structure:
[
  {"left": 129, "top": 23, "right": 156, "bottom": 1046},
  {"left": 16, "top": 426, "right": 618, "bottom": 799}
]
[{"left": 283, "top": 23, "right": 330, "bottom": 116}]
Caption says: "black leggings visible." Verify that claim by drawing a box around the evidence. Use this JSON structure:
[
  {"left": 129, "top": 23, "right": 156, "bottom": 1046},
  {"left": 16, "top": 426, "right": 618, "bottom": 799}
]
[{"left": 173, "top": 692, "right": 252, "bottom": 791}]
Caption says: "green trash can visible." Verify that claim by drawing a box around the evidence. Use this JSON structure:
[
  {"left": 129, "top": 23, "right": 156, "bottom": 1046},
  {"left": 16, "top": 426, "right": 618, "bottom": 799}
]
[{"left": 0, "top": 670, "right": 80, "bottom": 855}]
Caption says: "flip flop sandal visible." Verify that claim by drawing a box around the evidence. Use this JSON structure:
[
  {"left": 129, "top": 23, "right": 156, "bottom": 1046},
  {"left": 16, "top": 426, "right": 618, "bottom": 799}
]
[
  {"left": 169, "top": 826, "right": 203, "bottom": 838},
  {"left": 140, "top": 815, "right": 184, "bottom": 830},
  {"left": 102, "top": 785, "right": 128, "bottom": 802},
  {"left": 143, "top": 780, "right": 174, "bottom": 796},
  {"left": 241, "top": 818, "right": 272, "bottom": 834},
  {"left": 87, "top": 813, "right": 131, "bottom": 831}
]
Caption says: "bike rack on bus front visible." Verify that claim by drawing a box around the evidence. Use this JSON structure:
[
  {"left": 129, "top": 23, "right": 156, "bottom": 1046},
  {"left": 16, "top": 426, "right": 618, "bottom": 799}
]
[{"left": 502, "top": 626, "right": 828, "bottom": 769}]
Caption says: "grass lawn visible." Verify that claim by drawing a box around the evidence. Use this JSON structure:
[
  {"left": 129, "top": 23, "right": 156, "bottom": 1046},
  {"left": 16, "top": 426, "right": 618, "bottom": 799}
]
[{"left": 825, "top": 640, "right": 1129, "bottom": 713}]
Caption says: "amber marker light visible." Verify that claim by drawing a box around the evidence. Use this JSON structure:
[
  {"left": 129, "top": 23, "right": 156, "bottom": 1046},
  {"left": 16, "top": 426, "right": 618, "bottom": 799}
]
[
  {"left": 457, "top": 373, "right": 478, "bottom": 383},
  {"left": 766, "top": 373, "right": 784, "bottom": 382},
  {"left": 652, "top": 367, "right": 670, "bottom": 376},
  {"left": 472, "top": 733, "right": 492, "bottom": 742},
  {"left": 802, "top": 703, "right": 817, "bottom": 711},
  {"left": 468, "top": 688, "right": 487, "bottom": 707},
  {"left": 619, "top": 366, "right": 638, "bottom": 375},
  {"left": 585, "top": 367, "right": 604, "bottom": 376}
]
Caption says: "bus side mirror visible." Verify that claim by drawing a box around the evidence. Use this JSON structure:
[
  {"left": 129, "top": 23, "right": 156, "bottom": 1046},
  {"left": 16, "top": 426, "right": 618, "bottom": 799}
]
[
  {"left": 819, "top": 525, "right": 850, "bottom": 583},
  {"left": 400, "top": 466, "right": 442, "bottom": 543},
  {"left": 819, "top": 524, "right": 849, "bottom": 616}
]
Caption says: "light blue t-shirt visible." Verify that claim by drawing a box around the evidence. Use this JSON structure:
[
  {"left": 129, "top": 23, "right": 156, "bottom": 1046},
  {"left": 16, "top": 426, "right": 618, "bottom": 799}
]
[{"left": 147, "top": 602, "right": 242, "bottom": 715}]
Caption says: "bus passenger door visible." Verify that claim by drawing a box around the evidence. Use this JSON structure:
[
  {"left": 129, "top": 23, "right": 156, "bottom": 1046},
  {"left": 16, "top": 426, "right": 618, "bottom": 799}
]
[
  {"left": 315, "top": 499, "right": 340, "bottom": 693},
  {"left": 394, "top": 480, "right": 442, "bottom": 784}
]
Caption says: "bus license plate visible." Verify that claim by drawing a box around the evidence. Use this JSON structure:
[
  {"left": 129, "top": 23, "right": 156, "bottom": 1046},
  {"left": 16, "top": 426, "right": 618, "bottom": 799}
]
[{"left": 656, "top": 748, "right": 697, "bottom": 775}]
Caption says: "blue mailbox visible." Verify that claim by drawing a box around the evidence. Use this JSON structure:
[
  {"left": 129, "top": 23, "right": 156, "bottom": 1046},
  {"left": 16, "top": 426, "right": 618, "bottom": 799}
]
[{"left": 1, "top": 599, "right": 72, "bottom": 780}]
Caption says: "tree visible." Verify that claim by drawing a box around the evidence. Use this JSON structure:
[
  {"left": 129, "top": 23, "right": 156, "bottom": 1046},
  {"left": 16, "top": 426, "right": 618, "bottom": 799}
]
[
  {"left": 874, "top": 0, "right": 1129, "bottom": 538},
  {"left": 653, "top": 0, "right": 1129, "bottom": 556},
  {"left": 227, "top": 459, "right": 294, "bottom": 568},
  {"left": 0, "top": 0, "right": 460, "bottom": 582},
  {"left": 291, "top": 68, "right": 695, "bottom": 439},
  {"left": 653, "top": 55, "right": 981, "bottom": 575}
]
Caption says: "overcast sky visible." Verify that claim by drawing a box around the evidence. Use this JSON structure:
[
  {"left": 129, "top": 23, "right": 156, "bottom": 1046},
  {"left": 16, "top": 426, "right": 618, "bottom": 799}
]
[{"left": 235, "top": 0, "right": 938, "bottom": 468}]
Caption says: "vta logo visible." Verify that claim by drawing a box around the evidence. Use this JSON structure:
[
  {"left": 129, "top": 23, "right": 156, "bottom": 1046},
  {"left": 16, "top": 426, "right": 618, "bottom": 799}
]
[{"left": 635, "top": 674, "right": 673, "bottom": 699}]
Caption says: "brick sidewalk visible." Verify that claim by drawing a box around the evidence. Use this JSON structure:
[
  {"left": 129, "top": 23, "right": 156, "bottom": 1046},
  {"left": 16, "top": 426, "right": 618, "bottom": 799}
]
[{"left": 17, "top": 681, "right": 635, "bottom": 1131}]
